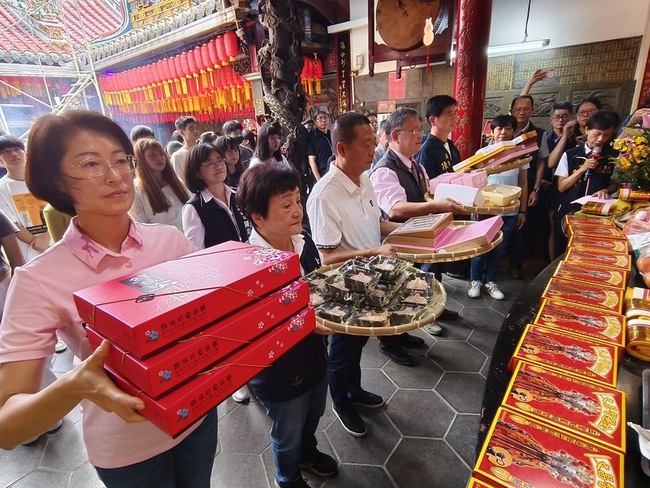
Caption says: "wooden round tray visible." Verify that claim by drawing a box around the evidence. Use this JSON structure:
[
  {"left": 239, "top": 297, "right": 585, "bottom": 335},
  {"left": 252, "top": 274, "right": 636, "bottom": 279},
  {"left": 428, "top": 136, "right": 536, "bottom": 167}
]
[
  {"left": 312, "top": 263, "right": 446, "bottom": 336},
  {"left": 390, "top": 221, "right": 504, "bottom": 263},
  {"left": 476, "top": 156, "right": 532, "bottom": 175},
  {"left": 425, "top": 193, "right": 520, "bottom": 215}
]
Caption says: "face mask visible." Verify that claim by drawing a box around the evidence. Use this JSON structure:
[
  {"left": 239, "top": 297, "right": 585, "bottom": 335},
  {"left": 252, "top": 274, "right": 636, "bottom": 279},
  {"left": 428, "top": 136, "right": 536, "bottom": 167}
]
[{"left": 232, "top": 135, "right": 244, "bottom": 144}]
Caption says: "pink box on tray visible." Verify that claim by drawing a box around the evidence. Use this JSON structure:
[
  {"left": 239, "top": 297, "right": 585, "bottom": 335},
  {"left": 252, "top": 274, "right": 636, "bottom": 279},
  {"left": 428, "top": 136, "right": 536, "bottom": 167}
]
[
  {"left": 107, "top": 307, "right": 315, "bottom": 437},
  {"left": 74, "top": 241, "right": 300, "bottom": 358},
  {"left": 86, "top": 280, "right": 309, "bottom": 398}
]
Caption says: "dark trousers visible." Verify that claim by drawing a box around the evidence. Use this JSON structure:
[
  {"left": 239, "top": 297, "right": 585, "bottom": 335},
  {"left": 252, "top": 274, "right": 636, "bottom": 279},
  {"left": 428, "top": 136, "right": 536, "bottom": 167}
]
[{"left": 328, "top": 334, "right": 369, "bottom": 410}]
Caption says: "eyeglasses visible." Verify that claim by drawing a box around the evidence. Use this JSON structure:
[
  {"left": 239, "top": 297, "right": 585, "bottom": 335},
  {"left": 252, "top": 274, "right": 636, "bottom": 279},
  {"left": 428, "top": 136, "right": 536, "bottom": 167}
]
[
  {"left": 396, "top": 128, "right": 424, "bottom": 136},
  {"left": 67, "top": 155, "right": 135, "bottom": 179},
  {"left": 0, "top": 147, "right": 23, "bottom": 155},
  {"left": 201, "top": 158, "right": 225, "bottom": 168},
  {"left": 551, "top": 114, "right": 571, "bottom": 121},
  {"left": 578, "top": 109, "right": 597, "bottom": 117}
]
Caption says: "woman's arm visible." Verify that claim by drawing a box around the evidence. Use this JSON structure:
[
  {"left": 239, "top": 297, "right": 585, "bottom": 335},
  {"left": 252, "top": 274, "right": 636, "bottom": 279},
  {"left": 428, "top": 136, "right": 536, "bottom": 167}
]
[{"left": 0, "top": 342, "right": 145, "bottom": 449}]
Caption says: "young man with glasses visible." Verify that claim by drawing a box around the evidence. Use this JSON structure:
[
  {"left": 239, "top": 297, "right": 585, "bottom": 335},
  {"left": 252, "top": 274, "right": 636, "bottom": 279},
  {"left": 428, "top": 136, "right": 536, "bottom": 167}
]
[{"left": 370, "top": 108, "right": 467, "bottom": 356}]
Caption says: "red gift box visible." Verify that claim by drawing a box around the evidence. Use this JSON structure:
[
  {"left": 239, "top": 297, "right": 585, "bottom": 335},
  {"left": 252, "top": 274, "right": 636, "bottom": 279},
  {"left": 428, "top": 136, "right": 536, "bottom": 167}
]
[
  {"left": 467, "top": 477, "right": 500, "bottom": 488},
  {"left": 107, "top": 307, "right": 315, "bottom": 437},
  {"left": 534, "top": 299, "right": 625, "bottom": 352},
  {"left": 541, "top": 277, "right": 624, "bottom": 314},
  {"left": 87, "top": 280, "right": 309, "bottom": 398},
  {"left": 567, "top": 235, "right": 629, "bottom": 254},
  {"left": 509, "top": 325, "right": 619, "bottom": 387},
  {"left": 74, "top": 241, "right": 300, "bottom": 358},
  {"left": 552, "top": 260, "right": 628, "bottom": 289},
  {"left": 475, "top": 407, "right": 624, "bottom": 488},
  {"left": 503, "top": 361, "right": 626, "bottom": 453}
]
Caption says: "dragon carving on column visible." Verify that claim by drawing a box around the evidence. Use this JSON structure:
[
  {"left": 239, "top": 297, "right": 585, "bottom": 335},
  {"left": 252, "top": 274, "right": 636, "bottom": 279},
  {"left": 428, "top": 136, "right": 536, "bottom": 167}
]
[{"left": 258, "top": 0, "right": 308, "bottom": 178}]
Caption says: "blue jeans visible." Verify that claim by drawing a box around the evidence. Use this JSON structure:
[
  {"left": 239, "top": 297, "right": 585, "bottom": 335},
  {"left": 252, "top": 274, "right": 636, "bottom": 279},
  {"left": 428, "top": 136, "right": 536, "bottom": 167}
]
[
  {"left": 470, "top": 215, "right": 517, "bottom": 283},
  {"left": 257, "top": 376, "right": 328, "bottom": 484},
  {"left": 95, "top": 408, "right": 218, "bottom": 488},
  {"left": 328, "top": 334, "right": 369, "bottom": 410}
]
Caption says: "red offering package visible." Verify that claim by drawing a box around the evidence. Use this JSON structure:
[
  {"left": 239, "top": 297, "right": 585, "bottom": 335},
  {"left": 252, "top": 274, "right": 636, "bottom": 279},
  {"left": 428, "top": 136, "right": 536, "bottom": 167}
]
[
  {"left": 541, "top": 277, "right": 624, "bottom": 314},
  {"left": 534, "top": 299, "right": 625, "bottom": 352},
  {"left": 475, "top": 407, "right": 624, "bottom": 488},
  {"left": 107, "top": 307, "right": 315, "bottom": 437},
  {"left": 86, "top": 280, "right": 309, "bottom": 398},
  {"left": 509, "top": 325, "right": 619, "bottom": 387},
  {"left": 503, "top": 361, "right": 625, "bottom": 452},
  {"left": 567, "top": 235, "right": 629, "bottom": 254},
  {"left": 564, "top": 248, "right": 631, "bottom": 272},
  {"left": 74, "top": 241, "right": 300, "bottom": 358},
  {"left": 552, "top": 260, "right": 628, "bottom": 289}
]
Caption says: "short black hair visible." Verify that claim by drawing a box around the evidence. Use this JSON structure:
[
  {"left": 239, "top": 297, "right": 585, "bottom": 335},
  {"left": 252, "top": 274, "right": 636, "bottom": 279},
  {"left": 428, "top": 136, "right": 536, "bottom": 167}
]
[
  {"left": 490, "top": 114, "right": 517, "bottom": 131},
  {"left": 576, "top": 96, "right": 602, "bottom": 112},
  {"left": 549, "top": 101, "right": 573, "bottom": 116},
  {"left": 26, "top": 110, "right": 133, "bottom": 216},
  {"left": 222, "top": 120, "right": 243, "bottom": 134},
  {"left": 0, "top": 135, "right": 25, "bottom": 152},
  {"left": 586, "top": 110, "right": 620, "bottom": 131},
  {"left": 426, "top": 95, "right": 457, "bottom": 119},
  {"left": 331, "top": 112, "right": 371, "bottom": 153},
  {"left": 510, "top": 95, "right": 534, "bottom": 111},
  {"left": 236, "top": 163, "right": 301, "bottom": 224},
  {"left": 214, "top": 135, "right": 240, "bottom": 155},
  {"left": 184, "top": 143, "right": 222, "bottom": 193},
  {"left": 129, "top": 125, "right": 154, "bottom": 143},
  {"left": 198, "top": 131, "right": 217, "bottom": 145},
  {"left": 174, "top": 115, "right": 197, "bottom": 131}
]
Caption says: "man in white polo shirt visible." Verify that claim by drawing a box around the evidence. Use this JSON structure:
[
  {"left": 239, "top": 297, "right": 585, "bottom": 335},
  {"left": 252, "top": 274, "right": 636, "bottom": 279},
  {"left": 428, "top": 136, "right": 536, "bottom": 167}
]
[{"left": 307, "top": 112, "right": 425, "bottom": 438}]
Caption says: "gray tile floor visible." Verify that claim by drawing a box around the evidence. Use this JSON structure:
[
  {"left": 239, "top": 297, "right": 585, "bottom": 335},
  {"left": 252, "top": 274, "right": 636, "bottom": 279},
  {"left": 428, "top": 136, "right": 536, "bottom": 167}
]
[{"left": 0, "top": 261, "right": 544, "bottom": 488}]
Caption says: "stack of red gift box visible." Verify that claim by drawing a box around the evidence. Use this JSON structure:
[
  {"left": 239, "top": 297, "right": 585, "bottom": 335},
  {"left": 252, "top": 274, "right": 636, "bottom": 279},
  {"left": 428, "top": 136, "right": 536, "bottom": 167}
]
[
  {"left": 74, "top": 241, "right": 315, "bottom": 437},
  {"left": 473, "top": 214, "right": 628, "bottom": 487}
]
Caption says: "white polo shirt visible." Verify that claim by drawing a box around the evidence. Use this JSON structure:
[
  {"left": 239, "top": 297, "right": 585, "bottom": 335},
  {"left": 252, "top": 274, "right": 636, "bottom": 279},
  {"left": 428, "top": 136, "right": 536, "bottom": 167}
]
[{"left": 307, "top": 163, "right": 382, "bottom": 250}]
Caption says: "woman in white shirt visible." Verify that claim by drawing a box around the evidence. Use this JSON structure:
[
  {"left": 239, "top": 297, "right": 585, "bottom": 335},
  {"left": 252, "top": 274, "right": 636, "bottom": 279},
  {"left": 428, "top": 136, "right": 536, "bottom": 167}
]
[
  {"left": 129, "top": 139, "right": 189, "bottom": 231},
  {"left": 249, "top": 122, "right": 292, "bottom": 169}
]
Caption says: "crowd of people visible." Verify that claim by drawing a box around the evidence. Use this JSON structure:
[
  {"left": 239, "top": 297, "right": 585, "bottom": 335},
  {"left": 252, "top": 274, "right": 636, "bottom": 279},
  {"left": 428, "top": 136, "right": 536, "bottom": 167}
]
[{"left": 0, "top": 83, "right": 642, "bottom": 487}]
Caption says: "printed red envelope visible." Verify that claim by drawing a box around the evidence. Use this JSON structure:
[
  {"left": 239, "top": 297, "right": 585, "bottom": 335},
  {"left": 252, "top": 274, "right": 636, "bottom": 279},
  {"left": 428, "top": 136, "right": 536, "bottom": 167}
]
[
  {"left": 564, "top": 248, "right": 631, "bottom": 271},
  {"left": 541, "top": 277, "right": 624, "bottom": 314},
  {"left": 552, "top": 260, "right": 628, "bottom": 289},
  {"left": 564, "top": 214, "right": 616, "bottom": 228},
  {"left": 509, "top": 324, "right": 619, "bottom": 387},
  {"left": 567, "top": 235, "right": 629, "bottom": 254},
  {"left": 503, "top": 361, "right": 625, "bottom": 452},
  {"left": 475, "top": 407, "right": 624, "bottom": 488},
  {"left": 534, "top": 299, "right": 625, "bottom": 351}
]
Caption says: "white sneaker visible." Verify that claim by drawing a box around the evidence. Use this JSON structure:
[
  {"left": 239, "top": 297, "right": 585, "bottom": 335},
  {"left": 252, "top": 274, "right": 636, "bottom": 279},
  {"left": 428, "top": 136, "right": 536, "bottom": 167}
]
[
  {"left": 424, "top": 322, "right": 442, "bottom": 335},
  {"left": 468, "top": 281, "right": 482, "bottom": 298},
  {"left": 55, "top": 338, "right": 67, "bottom": 353},
  {"left": 231, "top": 386, "right": 250, "bottom": 403},
  {"left": 485, "top": 282, "right": 505, "bottom": 300}
]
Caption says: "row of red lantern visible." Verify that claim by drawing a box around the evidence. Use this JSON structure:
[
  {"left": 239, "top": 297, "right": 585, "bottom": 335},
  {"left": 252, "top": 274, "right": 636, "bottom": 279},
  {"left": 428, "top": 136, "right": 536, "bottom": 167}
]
[
  {"left": 111, "top": 104, "right": 256, "bottom": 125},
  {"left": 300, "top": 55, "right": 323, "bottom": 95}
]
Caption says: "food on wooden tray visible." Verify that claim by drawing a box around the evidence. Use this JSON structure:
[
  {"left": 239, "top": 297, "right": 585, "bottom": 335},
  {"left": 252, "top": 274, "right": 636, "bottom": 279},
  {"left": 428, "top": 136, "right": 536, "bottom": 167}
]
[
  {"left": 364, "top": 282, "right": 399, "bottom": 308},
  {"left": 317, "top": 301, "right": 353, "bottom": 323},
  {"left": 337, "top": 257, "right": 371, "bottom": 274},
  {"left": 400, "top": 290, "right": 432, "bottom": 306},
  {"left": 323, "top": 274, "right": 353, "bottom": 301},
  {"left": 389, "top": 304, "right": 426, "bottom": 325},
  {"left": 305, "top": 271, "right": 329, "bottom": 292},
  {"left": 368, "top": 255, "right": 407, "bottom": 281},
  {"left": 310, "top": 291, "right": 326, "bottom": 307},
  {"left": 343, "top": 268, "right": 381, "bottom": 293},
  {"left": 350, "top": 309, "right": 390, "bottom": 327},
  {"left": 404, "top": 271, "right": 434, "bottom": 291}
]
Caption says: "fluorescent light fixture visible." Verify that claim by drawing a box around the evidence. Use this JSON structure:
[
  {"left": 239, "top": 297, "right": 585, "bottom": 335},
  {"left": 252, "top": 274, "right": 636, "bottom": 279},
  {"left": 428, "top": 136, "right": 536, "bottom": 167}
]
[{"left": 487, "top": 39, "right": 550, "bottom": 57}]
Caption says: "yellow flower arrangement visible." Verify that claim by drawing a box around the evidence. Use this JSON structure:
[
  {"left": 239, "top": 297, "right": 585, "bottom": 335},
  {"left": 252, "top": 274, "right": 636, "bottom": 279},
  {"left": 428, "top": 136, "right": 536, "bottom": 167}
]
[{"left": 612, "top": 127, "right": 650, "bottom": 189}]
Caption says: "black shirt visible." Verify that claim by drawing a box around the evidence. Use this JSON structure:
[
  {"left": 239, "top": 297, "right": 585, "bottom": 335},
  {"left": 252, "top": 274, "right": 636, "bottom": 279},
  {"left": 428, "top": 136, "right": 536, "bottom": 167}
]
[
  {"left": 307, "top": 128, "right": 333, "bottom": 176},
  {"left": 414, "top": 134, "right": 461, "bottom": 178}
]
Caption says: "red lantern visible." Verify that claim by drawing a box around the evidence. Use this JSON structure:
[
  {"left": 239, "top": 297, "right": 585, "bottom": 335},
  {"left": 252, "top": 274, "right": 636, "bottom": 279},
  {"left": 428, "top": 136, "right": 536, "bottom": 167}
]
[
  {"left": 224, "top": 31, "right": 238, "bottom": 62},
  {"left": 216, "top": 35, "right": 227, "bottom": 66},
  {"left": 208, "top": 38, "right": 220, "bottom": 68}
]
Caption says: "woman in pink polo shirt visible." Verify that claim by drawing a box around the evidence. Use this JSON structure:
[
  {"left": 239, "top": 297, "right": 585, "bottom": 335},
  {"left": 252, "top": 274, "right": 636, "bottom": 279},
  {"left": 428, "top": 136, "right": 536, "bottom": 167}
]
[{"left": 0, "top": 110, "right": 217, "bottom": 488}]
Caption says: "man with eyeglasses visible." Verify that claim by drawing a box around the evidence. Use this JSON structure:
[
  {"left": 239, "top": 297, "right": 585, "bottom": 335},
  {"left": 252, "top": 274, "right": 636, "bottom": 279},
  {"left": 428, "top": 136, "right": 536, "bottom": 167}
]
[
  {"left": 307, "top": 107, "right": 334, "bottom": 182},
  {"left": 370, "top": 107, "right": 467, "bottom": 363},
  {"left": 509, "top": 96, "right": 550, "bottom": 278}
]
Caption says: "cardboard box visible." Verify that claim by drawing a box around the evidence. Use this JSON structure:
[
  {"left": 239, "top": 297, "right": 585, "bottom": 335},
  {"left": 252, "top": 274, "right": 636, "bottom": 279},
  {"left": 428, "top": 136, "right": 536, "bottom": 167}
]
[
  {"left": 509, "top": 324, "right": 619, "bottom": 387},
  {"left": 87, "top": 280, "right": 309, "bottom": 398},
  {"left": 107, "top": 307, "right": 315, "bottom": 437},
  {"left": 475, "top": 407, "right": 624, "bottom": 488},
  {"left": 74, "top": 241, "right": 300, "bottom": 358},
  {"left": 541, "top": 277, "right": 624, "bottom": 313},
  {"left": 564, "top": 248, "right": 631, "bottom": 272},
  {"left": 552, "top": 260, "right": 628, "bottom": 289},
  {"left": 564, "top": 214, "right": 616, "bottom": 228},
  {"left": 567, "top": 225, "right": 626, "bottom": 240},
  {"left": 503, "top": 361, "right": 626, "bottom": 452},
  {"left": 476, "top": 184, "right": 522, "bottom": 207},
  {"left": 434, "top": 216, "right": 503, "bottom": 253},
  {"left": 467, "top": 477, "right": 500, "bottom": 488},
  {"left": 453, "top": 131, "right": 538, "bottom": 172},
  {"left": 567, "top": 235, "right": 629, "bottom": 254},
  {"left": 534, "top": 299, "right": 625, "bottom": 351},
  {"left": 386, "top": 212, "right": 454, "bottom": 247}
]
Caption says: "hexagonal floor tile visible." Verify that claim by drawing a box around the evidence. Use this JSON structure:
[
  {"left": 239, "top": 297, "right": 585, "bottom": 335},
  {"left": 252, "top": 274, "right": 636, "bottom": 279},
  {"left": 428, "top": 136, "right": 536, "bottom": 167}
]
[
  {"left": 211, "top": 452, "right": 267, "bottom": 487},
  {"left": 386, "top": 390, "right": 455, "bottom": 437},
  {"left": 386, "top": 438, "right": 470, "bottom": 488},
  {"left": 432, "top": 320, "right": 473, "bottom": 341},
  {"left": 467, "top": 328, "right": 499, "bottom": 356},
  {"left": 8, "top": 468, "right": 71, "bottom": 488},
  {"left": 382, "top": 354, "right": 444, "bottom": 389},
  {"left": 323, "top": 464, "right": 394, "bottom": 487},
  {"left": 0, "top": 442, "right": 46, "bottom": 486},
  {"left": 453, "top": 305, "right": 505, "bottom": 330},
  {"left": 361, "top": 337, "right": 390, "bottom": 368},
  {"left": 326, "top": 410, "right": 400, "bottom": 465},
  {"left": 217, "top": 401, "right": 271, "bottom": 454},
  {"left": 428, "top": 341, "right": 486, "bottom": 372},
  {"left": 69, "top": 461, "right": 105, "bottom": 488},
  {"left": 360, "top": 367, "right": 397, "bottom": 404},
  {"left": 446, "top": 414, "right": 480, "bottom": 466},
  {"left": 436, "top": 372, "right": 486, "bottom": 414}
]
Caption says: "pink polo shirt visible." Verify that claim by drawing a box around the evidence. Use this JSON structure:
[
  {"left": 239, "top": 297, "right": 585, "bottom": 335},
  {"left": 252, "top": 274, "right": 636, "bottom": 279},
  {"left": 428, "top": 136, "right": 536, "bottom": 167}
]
[{"left": 0, "top": 218, "right": 201, "bottom": 469}]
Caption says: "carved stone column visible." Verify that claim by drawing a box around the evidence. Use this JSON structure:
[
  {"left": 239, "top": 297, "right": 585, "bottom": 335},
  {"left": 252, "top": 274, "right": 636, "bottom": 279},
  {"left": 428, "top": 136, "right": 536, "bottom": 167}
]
[{"left": 452, "top": 0, "right": 492, "bottom": 159}]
